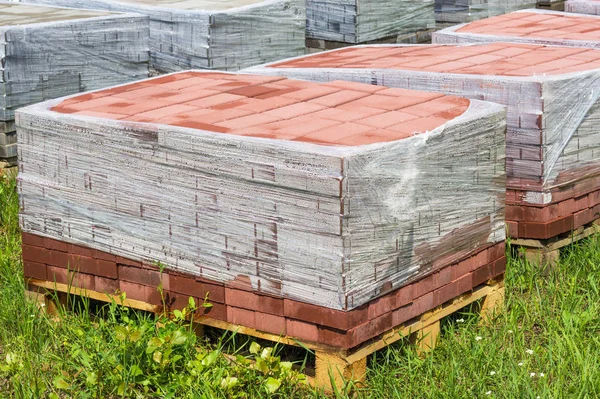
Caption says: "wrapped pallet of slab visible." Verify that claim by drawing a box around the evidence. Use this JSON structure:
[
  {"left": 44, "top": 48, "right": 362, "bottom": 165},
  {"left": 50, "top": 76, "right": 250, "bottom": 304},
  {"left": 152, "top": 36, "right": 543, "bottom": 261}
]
[
  {"left": 17, "top": 71, "right": 506, "bottom": 349},
  {"left": 565, "top": 0, "right": 600, "bottom": 14},
  {"left": 0, "top": 2, "right": 149, "bottom": 166},
  {"left": 244, "top": 42, "right": 600, "bottom": 240},
  {"left": 433, "top": 9, "right": 600, "bottom": 48},
  {"left": 435, "top": 0, "right": 535, "bottom": 24},
  {"left": 306, "top": 0, "right": 435, "bottom": 43},
  {"left": 23, "top": 0, "right": 306, "bottom": 73}
]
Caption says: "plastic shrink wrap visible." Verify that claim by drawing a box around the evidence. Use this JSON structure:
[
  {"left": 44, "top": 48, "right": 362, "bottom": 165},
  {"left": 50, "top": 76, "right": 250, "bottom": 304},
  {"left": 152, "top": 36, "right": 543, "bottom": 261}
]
[
  {"left": 23, "top": 0, "right": 306, "bottom": 73},
  {"left": 306, "top": 0, "right": 435, "bottom": 43},
  {"left": 17, "top": 71, "right": 506, "bottom": 312},
  {"left": 565, "top": 0, "right": 600, "bottom": 15},
  {"left": 433, "top": 9, "right": 600, "bottom": 49},
  {"left": 0, "top": 2, "right": 149, "bottom": 165},
  {"left": 435, "top": 0, "right": 535, "bottom": 24},
  {"left": 244, "top": 42, "right": 600, "bottom": 239}
]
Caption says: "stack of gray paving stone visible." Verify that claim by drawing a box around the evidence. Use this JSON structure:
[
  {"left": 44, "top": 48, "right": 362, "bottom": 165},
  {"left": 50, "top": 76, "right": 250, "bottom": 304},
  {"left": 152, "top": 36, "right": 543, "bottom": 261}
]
[
  {"left": 23, "top": 0, "right": 306, "bottom": 73},
  {"left": 0, "top": 2, "right": 149, "bottom": 165},
  {"left": 435, "top": 0, "right": 535, "bottom": 23},
  {"left": 306, "top": 0, "right": 435, "bottom": 43}
]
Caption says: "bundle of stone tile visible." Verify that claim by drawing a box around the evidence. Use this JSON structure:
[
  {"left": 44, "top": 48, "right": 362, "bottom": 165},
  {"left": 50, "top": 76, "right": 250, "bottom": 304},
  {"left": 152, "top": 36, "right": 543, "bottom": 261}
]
[
  {"left": 433, "top": 9, "right": 600, "bottom": 47},
  {"left": 0, "top": 2, "right": 149, "bottom": 166},
  {"left": 18, "top": 71, "right": 505, "bottom": 347},
  {"left": 306, "top": 0, "right": 436, "bottom": 43},
  {"left": 24, "top": 0, "right": 306, "bottom": 73},
  {"left": 565, "top": 0, "right": 600, "bottom": 14},
  {"left": 435, "top": 0, "right": 535, "bottom": 24},
  {"left": 245, "top": 42, "right": 600, "bottom": 240}
]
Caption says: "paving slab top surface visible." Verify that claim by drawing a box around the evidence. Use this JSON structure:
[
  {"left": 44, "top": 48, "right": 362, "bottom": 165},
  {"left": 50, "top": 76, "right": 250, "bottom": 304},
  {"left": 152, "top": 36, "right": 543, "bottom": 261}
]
[
  {"left": 0, "top": 3, "right": 112, "bottom": 26},
  {"left": 270, "top": 42, "right": 600, "bottom": 76},
  {"left": 456, "top": 11, "right": 600, "bottom": 41},
  {"left": 51, "top": 72, "right": 470, "bottom": 147},
  {"left": 109, "top": 0, "right": 266, "bottom": 10}
]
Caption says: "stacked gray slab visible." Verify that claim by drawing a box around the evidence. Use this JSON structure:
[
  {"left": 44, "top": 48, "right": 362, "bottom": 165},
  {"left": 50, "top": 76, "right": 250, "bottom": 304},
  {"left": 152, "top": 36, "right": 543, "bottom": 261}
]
[
  {"left": 434, "top": 0, "right": 535, "bottom": 23},
  {"left": 306, "top": 0, "right": 436, "bottom": 44},
  {"left": 23, "top": 0, "right": 306, "bottom": 73},
  {"left": 0, "top": 2, "right": 149, "bottom": 166}
]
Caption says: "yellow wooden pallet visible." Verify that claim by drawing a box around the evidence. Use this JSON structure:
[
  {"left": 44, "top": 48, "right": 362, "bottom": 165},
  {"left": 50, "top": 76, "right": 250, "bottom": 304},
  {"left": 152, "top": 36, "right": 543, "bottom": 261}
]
[{"left": 27, "top": 276, "right": 504, "bottom": 392}]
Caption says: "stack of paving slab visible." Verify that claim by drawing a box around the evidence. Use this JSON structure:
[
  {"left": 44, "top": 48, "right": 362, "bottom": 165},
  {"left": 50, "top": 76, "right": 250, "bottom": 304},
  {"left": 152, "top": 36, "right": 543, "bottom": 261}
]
[
  {"left": 565, "top": 0, "right": 600, "bottom": 14},
  {"left": 435, "top": 0, "right": 536, "bottom": 24},
  {"left": 23, "top": 0, "right": 306, "bottom": 73},
  {"left": 244, "top": 41, "right": 600, "bottom": 240},
  {"left": 306, "top": 0, "right": 436, "bottom": 45},
  {"left": 433, "top": 9, "right": 600, "bottom": 46},
  {"left": 0, "top": 1, "right": 149, "bottom": 166},
  {"left": 18, "top": 71, "right": 506, "bottom": 348}
]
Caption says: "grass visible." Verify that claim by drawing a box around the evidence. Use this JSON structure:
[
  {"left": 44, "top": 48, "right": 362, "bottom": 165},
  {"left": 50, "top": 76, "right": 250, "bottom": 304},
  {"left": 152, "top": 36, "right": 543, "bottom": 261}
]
[{"left": 1, "top": 172, "right": 599, "bottom": 398}]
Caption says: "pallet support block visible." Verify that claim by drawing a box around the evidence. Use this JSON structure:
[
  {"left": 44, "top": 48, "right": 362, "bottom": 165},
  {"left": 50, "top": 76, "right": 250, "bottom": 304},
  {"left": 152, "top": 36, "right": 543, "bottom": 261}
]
[{"left": 413, "top": 306, "right": 442, "bottom": 354}]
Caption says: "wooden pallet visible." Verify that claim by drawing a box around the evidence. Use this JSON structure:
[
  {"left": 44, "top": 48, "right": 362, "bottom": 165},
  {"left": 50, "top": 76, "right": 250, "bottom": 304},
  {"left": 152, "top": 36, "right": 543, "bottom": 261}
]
[
  {"left": 305, "top": 29, "right": 435, "bottom": 53},
  {"left": 536, "top": 0, "right": 565, "bottom": 10},
  {"left": 0, "top": 160, "right": 17, "bottom": 178},
  {"left": 26, "top": 275, "right": 504, "bottom": 392},
  {"left": 512, "top": 218, "right": 600, "bottom": 269}
]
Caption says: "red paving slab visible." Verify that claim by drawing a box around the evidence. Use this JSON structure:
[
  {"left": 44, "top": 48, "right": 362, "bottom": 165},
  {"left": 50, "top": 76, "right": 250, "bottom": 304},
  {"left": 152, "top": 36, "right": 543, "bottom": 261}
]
[
  {"left": 456, "top": 11, "right": 600, "bottom": 41},
  {"left": 270, "top": 42, "right": 600, "bottom": 76},
  {"left": 51, "top": 72, "right": 469, "bottom": 147}
]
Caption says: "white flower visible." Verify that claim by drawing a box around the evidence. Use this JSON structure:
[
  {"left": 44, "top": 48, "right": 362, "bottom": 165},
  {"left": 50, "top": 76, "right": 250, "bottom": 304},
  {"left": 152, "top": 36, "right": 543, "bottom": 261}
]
[
  {"left": 457, "top": 318, "right": 465, "bottom": 323},
  {"left": 40, "top": 303, "right": 46, "bottom": 308},
  {"left": 539, "top": 373, "right": 545, "bottom": 377},
  {"left": 530, "top": 372, "right": 536, "bottom": 378},
  {"left": 537, "top": 396, "right": 541, "bottom": 399},
  {"left": 490, "top": 371, "right": 496, "bottom": 376},
  {"left": 526, "top": 349, "right": 534, "bottom": 355},
  {"left": 507, "top": 330, "right": 513, "bottom": 334},
  {"left": 485, "top": 391, "right": 492, "bottom": 395},
  {"left": 476, "top": 336, "right": 483, "bottom": 341},
  {"left": 518, "top": 362, "right": 524, "bottom": 367}
]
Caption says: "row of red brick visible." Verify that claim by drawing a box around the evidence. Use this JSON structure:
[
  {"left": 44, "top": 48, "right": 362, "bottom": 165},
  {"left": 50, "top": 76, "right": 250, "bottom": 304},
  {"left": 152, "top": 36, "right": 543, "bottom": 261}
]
[
  {"left": 22, "top": 233, "right": 504, "bottom": 349},
  {"left": 506, "top": 188, "right": 600, "bottom": 239}
]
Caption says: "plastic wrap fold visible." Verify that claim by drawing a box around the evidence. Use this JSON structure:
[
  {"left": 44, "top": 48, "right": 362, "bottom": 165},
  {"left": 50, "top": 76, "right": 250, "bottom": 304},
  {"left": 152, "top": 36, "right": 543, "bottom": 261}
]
[
  {"left": 23, "top": 0, "right": 306, "bottom": 73},
  {"left": 0, "top": 2, "right": 149, "bottom": 162},
  {"left": 16, "top": 72, "right": 505, "bottom": 310},
  {"left": 306, "top": 0, "right": 435, "bottom": 43},
  {"left": 244, "top": 43, "right": 600, "bottom": 204}
]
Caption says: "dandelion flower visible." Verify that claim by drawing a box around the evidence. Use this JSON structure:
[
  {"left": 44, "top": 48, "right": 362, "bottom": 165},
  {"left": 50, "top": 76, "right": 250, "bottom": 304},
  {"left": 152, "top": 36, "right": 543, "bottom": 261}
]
[
  {"left": 476, "top": 336, "right": 483, "bottom": 341},
  {"left": 530, "top": 372, "right": 536, "bottom": 378},
  {"left": 526, "top": 349, "right": 534, "bottom": 355},
  {"left": 490, "top": 371, "right": 496, "bottom": 376}
]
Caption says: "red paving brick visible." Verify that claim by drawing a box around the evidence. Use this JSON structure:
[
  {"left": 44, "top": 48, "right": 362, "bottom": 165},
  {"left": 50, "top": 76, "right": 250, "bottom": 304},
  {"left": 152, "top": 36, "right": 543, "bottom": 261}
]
[
  {"left": 22, "top": 233, "right": 505, "bottom": 349},
  {"left": 270, "top": 42, "right": 600, "bottom": 77},
  {"left": 455, "top": 11, "right": 600, "bottom": 43},
  {"left": 52, "top": 72, "right": 470, "bottom": 147}
]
